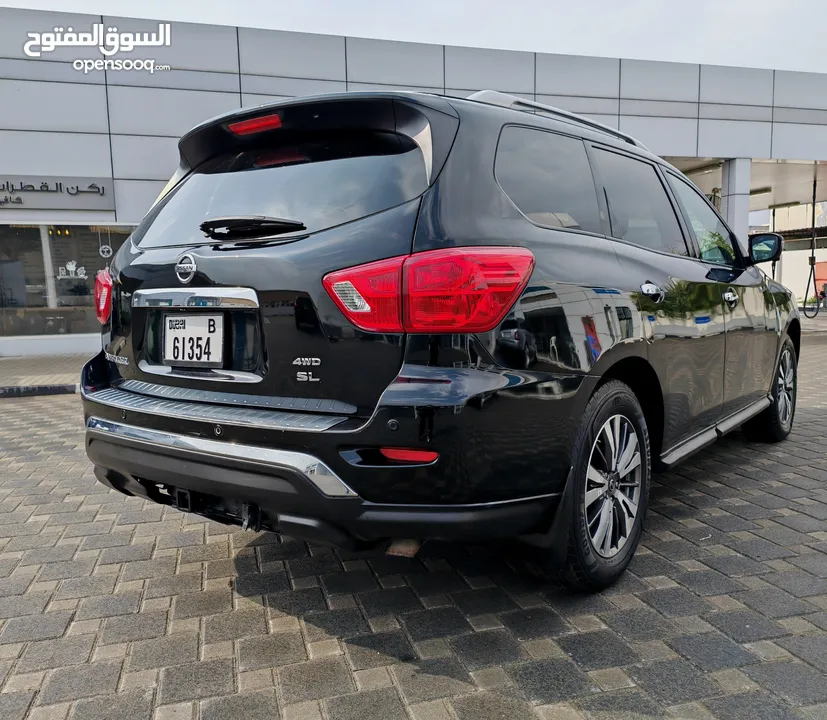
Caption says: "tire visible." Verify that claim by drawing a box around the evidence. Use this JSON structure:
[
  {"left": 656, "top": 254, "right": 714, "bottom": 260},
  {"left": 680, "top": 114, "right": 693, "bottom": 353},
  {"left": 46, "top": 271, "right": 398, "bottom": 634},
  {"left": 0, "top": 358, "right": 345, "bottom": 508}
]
[
  {"left": 742, "top": 337, "right": 797, "bottom": 443},
  {"left": 555, "top": 380, "right": 651, "bottom": 592}
]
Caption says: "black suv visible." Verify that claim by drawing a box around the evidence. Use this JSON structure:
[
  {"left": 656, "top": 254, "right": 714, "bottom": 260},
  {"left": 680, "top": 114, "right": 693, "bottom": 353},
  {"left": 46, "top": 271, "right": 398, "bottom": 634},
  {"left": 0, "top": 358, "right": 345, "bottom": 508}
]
[{"left": 82, "top": 90, "right": 798, "bottom": 591}]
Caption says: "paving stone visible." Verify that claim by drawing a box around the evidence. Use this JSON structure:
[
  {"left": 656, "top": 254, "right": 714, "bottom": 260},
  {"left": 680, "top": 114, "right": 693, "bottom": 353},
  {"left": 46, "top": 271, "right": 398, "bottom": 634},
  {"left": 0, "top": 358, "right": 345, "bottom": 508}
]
[
  {"left": 704, "top": 610, "right": 788, "bottom": 643},
  {"left": 406, "top": 571, "right": 470, "bottom": 596},
  {"left": 238, "top": 632, "right": 307, "bottom": 671},
  {"left": 321, "top": 571, "right": 378, "bottom": 596},
  {"left": 498, "top": 607, "right": 568, "bottom": 641},
  {"left": 173, "top": 589, "right": 233, "bottom": 619},
  {"left": 599, "top": 608, "right": 674, "bottom": 642},
  {"left": 544, "top": 589, "right": 616, "bottom": 617},
  {"left": 763, "top": 570, "right": 827, "bottom": 597},
  {"left": 287, "top": 555, "right": 343, "bottom": 578},
  {"left": 0, "top": 591, "right": 51, "bottom": 618},
  {"left": 701, "top": 554, "right": 768, "bottom": 578},
  {"left": 20, "top": 546, "right": 77, "bottom": 566},
  {"left": 17, "top": 635, "right": 95, "bottom": 673},
  {"left": 402, "top": 607, "right": 472, "bottom": 642},
  {"left": 451, "top": 588, "right": 518, "bottom": 616},
  {"left": 367, "top": 556, "right": 427, "bottom": 577},
  {"left": 344, "top": 631, "right": 416, "bottom": 670},
  {"left": 451, "top": 691, "right": 537, "bottom": 720},
  {"left": 556, "top": 630, "right": 639, "bottom": 671},
  {"left": 303, "top": 608, "right": 370, "bottom": 642},
  {"left": 731, "top": 538, "right": 796, "bottom": 561},
  {"left": 268, "top": 587, "right": 327, "bottom": 616},
  {"left": 450, "top": 629, "right": 527, "bottom": 670},
  {"left": 0, "top": 576, "right": 32, "bottom": 598},
  {"left": 69, "top": 688, "right": 154, "bottom": 720},
  {"left": 99, "top": 543, "right": 154, "bottom": 565},
  {"left": 259, "top": 540, "right": 310, "bottom": 562},
  {"left": 76, "top": 592, "right": 142, "bottom": 620},
  {"left": 672, "top": 570, "right": 745, "bottom": 596},
  {"left": 235, "top": 571, "right": 290, "bottom": 596},
  {"left": 160, "top": 659, "right": 235, "bottom": 704},
  {"left": 326, "top": 687, "right": 407, "bottom": 720},
  {"left": 704, "top": 690, "right": 799, "bottom": 720},
  {"left": 743, "top": 661, "right": 827, "bottom": 706},
  {"left": 0, "top": 610, "right": 73, "bottom": 643},
  {"left": 0, "top": 691, "right": 35, "bottom": 720},
  {"left": 127, "top": 632, "right": 200, "bottom": 671},
  {"left": 789, "top": 552, "right": 827, "bottom": 578},
  {"left": 38, "top": 660, "right": 122, "bottom": 705},
  {"left": 507, "top": 658, "right": 596, "bottom": 704},
  {"left": 79, "top": 533, "right": 133, "bottom": 551},
  {"left": 776, "top": 635, "right": 827, "bottom": 672},
  {"left": 54, "top": 575, "right": 117, "bottom": 601},
  {"left": 627, "top": 658, "right": 719, "bottom": 704},
  {"left": 358, "top": 588, "right": 422, "bottom": 618},
  {"left": 393, "top": 658, "right": 474, "bottom": 703},
  {"left": 638, "top": 587, "right": 713, "bottom": 618},
  {"left": 279, "top": 657, "right": 355, "bottom": 704},
  {"left": 733, "top": 587, "right": 814, "bottom": 618},
  {"left": 156, "top": 530, "right": 204, "bottom": 549},
  {"left": 575, "top": 688, "right": 665, "bottom": 719},
  {"left": 200, "top": 690, "right": 280, "bottom": 720},
  {"left": 144, "top": 573, "right": 202, "bottom": 599},
  {"left": 204, "top": 608, "right": 268, "bottom": 643},
  {"left": 120, "top": 558, "right": 176, "bottom": 582},
  {"left": 668, "top": 632, "right": 759, "bottom": 671},
  {"left": 100, "top": 611, "right": 168, "bottom": 645}
]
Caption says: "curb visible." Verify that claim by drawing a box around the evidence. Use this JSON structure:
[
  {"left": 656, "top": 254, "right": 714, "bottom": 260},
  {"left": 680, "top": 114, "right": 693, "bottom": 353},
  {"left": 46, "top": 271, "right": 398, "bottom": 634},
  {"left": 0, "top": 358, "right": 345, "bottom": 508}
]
[{"left": 0, "top": 384, "right": 80, "bottom": 399}]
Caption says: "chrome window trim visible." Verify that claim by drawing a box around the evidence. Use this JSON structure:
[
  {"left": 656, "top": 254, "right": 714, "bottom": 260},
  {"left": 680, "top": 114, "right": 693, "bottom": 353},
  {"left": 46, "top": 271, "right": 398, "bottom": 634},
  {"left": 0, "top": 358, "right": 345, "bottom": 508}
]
[
  {"left": 131, "top": 287, "right": 259, "bottom": 308},
  {"left": 86, "top": 417, "right": 358, "bottom": 497}
]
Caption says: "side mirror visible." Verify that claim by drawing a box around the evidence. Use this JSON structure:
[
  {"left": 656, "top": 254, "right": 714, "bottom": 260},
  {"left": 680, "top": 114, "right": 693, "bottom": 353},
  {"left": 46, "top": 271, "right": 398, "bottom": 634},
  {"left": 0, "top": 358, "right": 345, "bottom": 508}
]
[{"left": 748, "top": 232, "right": 783, "bottom": 265}]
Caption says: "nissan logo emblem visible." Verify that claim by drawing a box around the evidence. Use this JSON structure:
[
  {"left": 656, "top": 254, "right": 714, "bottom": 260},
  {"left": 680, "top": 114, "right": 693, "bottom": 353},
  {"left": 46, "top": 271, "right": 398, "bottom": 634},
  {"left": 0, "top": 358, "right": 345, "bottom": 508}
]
[{"left": 175, "top": 254, "right": 196, "bottom": 284}]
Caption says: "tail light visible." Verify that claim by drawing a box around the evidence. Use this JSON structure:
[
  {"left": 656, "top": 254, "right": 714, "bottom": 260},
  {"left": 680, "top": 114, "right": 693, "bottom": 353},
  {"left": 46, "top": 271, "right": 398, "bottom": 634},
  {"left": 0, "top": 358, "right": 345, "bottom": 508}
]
[
  {"left": 94, "top": 268, "right": 113, "bottom": 324},
  {"left": 227, "top": 112, "right": 282, "bottom": 135},
  {"left": 323, "top": 247, "right": 534, "bottom": 334}
]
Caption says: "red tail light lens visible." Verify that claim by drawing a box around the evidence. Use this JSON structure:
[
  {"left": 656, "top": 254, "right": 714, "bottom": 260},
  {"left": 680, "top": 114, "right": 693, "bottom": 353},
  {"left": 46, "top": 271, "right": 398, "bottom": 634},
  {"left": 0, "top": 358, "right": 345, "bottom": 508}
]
[
  {"left": 323, "top": 256, "right": 405, "bottom": 332},
  {"left": 323, "top": 247, "right": 534, "bottom": 334},
  {"left": 227, "top": 112, "right": 282, "bottom": 135},
  {"left": 94, "top": 268, "right": 113, "bottom": 324},
  {"left": 380, "top": 448, "right": 439, "bottom": 463}
]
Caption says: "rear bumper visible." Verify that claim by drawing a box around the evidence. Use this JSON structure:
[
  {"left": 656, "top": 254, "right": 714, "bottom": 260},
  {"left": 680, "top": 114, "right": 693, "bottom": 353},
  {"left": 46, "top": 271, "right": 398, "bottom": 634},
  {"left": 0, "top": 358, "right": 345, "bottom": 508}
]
[{"left": 86, "top": 416, "right": 559, "bottom": 547}]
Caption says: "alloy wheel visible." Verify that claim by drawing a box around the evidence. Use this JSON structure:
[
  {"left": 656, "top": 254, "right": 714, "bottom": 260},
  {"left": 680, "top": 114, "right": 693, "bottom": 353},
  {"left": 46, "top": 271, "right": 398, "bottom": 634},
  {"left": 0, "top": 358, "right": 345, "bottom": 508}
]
[
  {"left": 777, "top": 348, "right": 795, "bottom": 429},
  {"left": 585, "top": 414, "right": 642, "bottom": 558}
]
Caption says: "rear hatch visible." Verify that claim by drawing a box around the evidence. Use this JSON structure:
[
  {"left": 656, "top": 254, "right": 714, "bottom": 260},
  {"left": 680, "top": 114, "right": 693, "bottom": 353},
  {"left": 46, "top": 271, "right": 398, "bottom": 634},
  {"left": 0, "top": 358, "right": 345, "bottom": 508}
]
[{"left": 104, "top": 94, "right": 459, "bottom": 416}]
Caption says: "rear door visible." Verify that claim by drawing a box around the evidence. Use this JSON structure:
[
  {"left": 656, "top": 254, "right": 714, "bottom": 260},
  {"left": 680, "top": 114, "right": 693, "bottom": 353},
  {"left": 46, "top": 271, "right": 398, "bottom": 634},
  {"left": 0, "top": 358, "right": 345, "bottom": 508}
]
[
  {"left": 664, "top": 171, "right": 778, "bottom": 417},
  {"left": 105, "top": 96, "right": 459, "bottom": 416},
  {"left": 588, "top": 145, "right": 727, "bottom": 453}
]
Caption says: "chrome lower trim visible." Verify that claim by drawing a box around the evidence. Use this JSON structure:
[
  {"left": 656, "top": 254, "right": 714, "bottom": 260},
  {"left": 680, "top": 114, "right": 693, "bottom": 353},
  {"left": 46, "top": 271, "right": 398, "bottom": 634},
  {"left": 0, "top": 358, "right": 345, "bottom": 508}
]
[
  {"left": 132, "top": 287, "right": 259, "bottom": 309},
  {"left": 87, "top": 417, "right": 358, "bottom": 497},
  {"left": 138, "top": 360, "right": 262, "bottom": 384},
  {"left": 116, "top": 379, "right": 357, "bottom": 415},
  {"left": 84, "top": 386, "right": 347, "bottom": 432}
]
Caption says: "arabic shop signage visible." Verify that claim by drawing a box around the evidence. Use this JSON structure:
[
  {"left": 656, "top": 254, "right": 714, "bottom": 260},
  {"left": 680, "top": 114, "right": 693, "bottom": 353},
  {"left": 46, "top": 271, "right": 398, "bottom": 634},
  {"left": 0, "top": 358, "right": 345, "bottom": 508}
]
[{"left": 0, "top": 177, "right": 114, "bottom": 211}]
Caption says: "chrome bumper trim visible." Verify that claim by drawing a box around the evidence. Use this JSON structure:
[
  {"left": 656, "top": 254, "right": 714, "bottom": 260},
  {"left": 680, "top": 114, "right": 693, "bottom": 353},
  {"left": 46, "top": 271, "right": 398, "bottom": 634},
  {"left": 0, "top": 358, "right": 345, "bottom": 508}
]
[
  {"left": 86, "top": 416, "right": 358, "bottom": 497},
  {"left": 131, "top": 287, "right": 259, "bottom": 309},
  {"left": 83, "top": 386, "right": 347, "bottom": 433}
]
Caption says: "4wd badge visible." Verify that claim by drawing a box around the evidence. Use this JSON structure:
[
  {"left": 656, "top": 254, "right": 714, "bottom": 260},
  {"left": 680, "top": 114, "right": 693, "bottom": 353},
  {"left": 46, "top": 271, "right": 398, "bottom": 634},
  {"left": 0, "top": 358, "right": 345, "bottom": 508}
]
[{"left": 294, "top": 357, "right": 320, "bottom": 382}]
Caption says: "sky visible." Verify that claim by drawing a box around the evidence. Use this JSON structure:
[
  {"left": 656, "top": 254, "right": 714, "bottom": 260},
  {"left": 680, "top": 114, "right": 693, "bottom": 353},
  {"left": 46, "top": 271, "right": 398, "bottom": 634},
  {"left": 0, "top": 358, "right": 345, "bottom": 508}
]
[{"left": 2, "top": 0, "right": 826, "bottom": 73}]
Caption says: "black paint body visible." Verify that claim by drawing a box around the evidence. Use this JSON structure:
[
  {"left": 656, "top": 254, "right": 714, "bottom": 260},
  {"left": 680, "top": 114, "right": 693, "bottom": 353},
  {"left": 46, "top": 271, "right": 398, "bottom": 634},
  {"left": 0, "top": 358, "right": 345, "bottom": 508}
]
[{"left": 82, "top": 92, "right": 799, "bottom": 544}]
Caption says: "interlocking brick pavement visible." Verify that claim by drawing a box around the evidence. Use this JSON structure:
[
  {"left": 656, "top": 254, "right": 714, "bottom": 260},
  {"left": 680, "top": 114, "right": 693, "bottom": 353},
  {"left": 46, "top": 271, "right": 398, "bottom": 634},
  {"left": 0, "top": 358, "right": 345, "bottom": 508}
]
[
  {"left": 1, "top": 337, "right": 827, "bottom": 719},
  {"left": 0, "top": 355, "right": 87, "bottom": 389}
]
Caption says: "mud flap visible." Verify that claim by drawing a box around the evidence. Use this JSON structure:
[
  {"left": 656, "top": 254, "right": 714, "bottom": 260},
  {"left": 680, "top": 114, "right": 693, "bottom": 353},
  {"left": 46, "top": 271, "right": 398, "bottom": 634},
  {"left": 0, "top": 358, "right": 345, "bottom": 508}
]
[{"left": 519, "top": 466, "right": 575, "bottom": 567}]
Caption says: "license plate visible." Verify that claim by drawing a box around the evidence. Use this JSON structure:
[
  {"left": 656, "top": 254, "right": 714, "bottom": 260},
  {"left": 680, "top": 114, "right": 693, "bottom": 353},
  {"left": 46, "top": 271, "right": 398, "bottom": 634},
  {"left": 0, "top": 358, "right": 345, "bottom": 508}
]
[{"left": 163, "top": 314, "right": 223, "bottom": 367}]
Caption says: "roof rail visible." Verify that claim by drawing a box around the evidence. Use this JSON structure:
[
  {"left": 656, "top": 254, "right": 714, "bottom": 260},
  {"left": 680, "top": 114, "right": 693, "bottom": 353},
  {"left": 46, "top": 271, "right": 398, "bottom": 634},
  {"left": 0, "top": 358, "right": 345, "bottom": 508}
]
[{"left": 466, "top": 90, "right": 647, "bottom": 150}]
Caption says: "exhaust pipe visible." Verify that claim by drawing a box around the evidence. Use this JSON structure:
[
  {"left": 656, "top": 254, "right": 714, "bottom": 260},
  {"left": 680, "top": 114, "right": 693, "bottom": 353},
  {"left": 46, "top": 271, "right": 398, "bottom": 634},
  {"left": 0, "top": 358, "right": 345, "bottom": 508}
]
[{"left": 386, "top": 539, "right": 421, "bottom": 558}]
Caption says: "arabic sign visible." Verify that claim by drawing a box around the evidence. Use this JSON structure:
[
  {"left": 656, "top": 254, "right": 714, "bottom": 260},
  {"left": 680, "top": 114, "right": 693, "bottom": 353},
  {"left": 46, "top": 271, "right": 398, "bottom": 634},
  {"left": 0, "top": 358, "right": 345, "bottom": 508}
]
[
  {"left": 0, "top": 177, "right": 114, "bottom": 211},
  {"left": 24, "top": 23, "right": 171, "bottom": 58}
]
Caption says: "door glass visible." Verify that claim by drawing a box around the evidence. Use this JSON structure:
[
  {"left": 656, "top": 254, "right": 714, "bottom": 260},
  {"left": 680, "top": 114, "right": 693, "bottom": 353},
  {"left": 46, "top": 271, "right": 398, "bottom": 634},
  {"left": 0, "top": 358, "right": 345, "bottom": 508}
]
[
  {"left": 593, "top": 149, "right": 688, "bottom": 256},
  {"left": 666, "top": 174, "right": 737, "bottom": 266},
  {"left": 495, "top": 126, "right": 602, "bottom": 234}
]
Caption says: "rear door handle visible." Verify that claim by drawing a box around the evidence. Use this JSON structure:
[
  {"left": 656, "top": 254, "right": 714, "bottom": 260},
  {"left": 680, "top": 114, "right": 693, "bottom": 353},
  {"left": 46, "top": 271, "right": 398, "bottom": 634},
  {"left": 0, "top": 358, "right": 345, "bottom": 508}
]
[
  {"left": 722, "top": 289, "right": 739, "bottom": 307},
  {"left": 640, "top": 282, "right": 665, "bottom": 303}
]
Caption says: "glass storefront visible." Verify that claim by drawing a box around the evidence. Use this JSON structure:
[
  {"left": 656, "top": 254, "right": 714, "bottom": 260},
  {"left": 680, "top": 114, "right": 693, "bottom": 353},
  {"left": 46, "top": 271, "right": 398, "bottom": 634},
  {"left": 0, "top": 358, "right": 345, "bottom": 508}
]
[{"left": 0, "top": 224, "right": 135, "bottom": 336}]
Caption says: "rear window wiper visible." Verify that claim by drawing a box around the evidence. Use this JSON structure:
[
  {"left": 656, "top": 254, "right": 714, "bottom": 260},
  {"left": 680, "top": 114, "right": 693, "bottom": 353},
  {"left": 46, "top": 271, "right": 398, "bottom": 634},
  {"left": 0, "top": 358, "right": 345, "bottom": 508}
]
[{"left": 199, "top": 215, "right": 306, "bottom": 240}]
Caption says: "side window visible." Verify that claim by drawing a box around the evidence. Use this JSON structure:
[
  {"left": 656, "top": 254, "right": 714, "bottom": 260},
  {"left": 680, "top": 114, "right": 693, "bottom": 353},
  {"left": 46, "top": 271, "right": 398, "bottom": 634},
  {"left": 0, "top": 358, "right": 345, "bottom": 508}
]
[
  {"left": 592, "top": 148, "right": 688, "bottom": 256},
  {"left": 666, "top": 174, "right": 738, "bottom": 266},
  {"left": 495, "top": 126, "right": 602, "bottom": 235}
]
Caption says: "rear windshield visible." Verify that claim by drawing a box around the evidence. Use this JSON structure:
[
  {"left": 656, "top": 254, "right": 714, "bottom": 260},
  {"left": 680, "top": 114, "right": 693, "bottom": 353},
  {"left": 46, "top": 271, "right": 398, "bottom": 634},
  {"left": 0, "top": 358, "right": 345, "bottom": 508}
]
[{"left": 132, "top": 131, "right": 428, "bottom": 248}]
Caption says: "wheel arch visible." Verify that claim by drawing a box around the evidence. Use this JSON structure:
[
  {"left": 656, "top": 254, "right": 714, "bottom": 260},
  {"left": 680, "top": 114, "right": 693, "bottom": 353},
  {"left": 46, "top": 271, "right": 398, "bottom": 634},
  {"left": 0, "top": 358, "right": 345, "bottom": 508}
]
[
  {"left": 596, "top": 355, "right": 665, "bottom": 463},
  {"left": 787, "top": 318, "right": 801, "bottom": 361}
]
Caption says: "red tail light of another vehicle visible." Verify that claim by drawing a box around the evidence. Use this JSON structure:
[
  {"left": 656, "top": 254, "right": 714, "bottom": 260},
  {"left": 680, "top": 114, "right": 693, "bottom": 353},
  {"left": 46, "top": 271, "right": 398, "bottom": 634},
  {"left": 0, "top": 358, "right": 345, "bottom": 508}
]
[
  {"left": 94, "top": 268, "right": 113, "bottom": 324},
  {"left": 323, "top": 247, "right": 534, "bottom": 334}
]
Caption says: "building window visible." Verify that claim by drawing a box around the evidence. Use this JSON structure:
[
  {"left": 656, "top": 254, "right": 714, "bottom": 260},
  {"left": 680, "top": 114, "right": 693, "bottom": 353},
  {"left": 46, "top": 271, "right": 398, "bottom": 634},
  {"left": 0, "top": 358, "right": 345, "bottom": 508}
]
[{"left": 0, "top": 224, "right": 135, "bottom": 337}]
